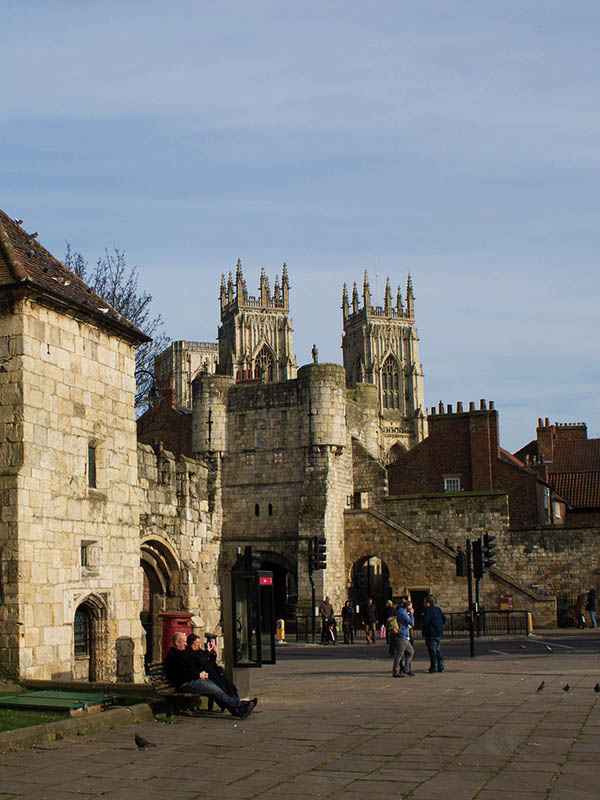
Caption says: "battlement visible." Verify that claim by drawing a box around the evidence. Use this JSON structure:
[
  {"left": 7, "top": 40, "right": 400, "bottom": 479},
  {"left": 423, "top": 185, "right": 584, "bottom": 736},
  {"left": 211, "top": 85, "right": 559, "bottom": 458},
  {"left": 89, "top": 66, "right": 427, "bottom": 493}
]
[
  {"left": 220, "top": 259, "right": 290, "bottom": 315},
  {"left": 429, "top": 399, "right": 496, "bottom": 416},
  {"left": 342, "top": 271, "right": 415, "bottom": 324},
  {"left": 537, "top": 417, "right": 587, "bottom": 432}
]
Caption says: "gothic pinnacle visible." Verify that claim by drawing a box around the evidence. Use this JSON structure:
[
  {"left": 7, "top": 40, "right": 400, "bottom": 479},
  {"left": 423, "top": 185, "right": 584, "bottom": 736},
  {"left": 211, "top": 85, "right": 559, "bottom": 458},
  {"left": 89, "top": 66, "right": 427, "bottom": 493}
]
[
  {"left": 363, "top": 270, "right": 371, "bottom": 309},
  {"left": 384, "top": 277, "right": 392, "bottom": 315}
]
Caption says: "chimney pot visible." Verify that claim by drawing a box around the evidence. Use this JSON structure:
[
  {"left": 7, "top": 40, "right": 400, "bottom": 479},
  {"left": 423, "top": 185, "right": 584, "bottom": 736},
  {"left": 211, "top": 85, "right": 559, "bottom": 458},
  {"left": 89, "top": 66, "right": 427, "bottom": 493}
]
[
  {"left": 457, "top": 401, "right": 463, "bottom": 413},
  {"left": 545, "top": 417, "right": 549, "bottom": 426},
  {"left": 480, "top": 399, "right": 486, "bottom": 410},
  {"left": 489, "top": 400, "right": 495, "bottom": 410},
  {"left": 447, "top": 404, "right": 453, "bottom": 414},
  {"left": 469, "top": 401, "right": 475, "bottom": 411}
]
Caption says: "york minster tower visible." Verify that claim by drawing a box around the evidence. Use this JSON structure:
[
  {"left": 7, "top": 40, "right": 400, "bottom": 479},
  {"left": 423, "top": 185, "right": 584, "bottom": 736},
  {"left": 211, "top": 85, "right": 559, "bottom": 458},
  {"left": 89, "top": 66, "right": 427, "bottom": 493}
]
[
  {"left": 342, "top": 272, "right": 427, "bottom": 461},
  {"left": 218, "top": 260, "right": 297, "bottom": 382}
]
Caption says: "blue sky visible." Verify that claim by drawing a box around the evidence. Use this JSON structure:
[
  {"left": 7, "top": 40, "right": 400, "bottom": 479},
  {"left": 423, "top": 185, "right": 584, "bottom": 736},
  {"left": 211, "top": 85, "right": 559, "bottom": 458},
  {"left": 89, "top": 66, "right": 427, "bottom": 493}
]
[{"left": 1, "top": 0, "right": 598, "bottom": 450}]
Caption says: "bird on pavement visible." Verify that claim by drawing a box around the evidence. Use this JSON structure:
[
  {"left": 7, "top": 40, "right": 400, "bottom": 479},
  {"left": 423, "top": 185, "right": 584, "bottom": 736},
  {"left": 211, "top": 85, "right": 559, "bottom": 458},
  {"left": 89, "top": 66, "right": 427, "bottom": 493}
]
[
  {"left": 536, "top": 681, "right": 545, "bottom": 692},
  {"left": 135, "top": 733, "right": 157, "bottom": 750},
  {"left": 594, "top": 683, "right": 600, "bottom": 693},
  {"left": 562, "top": 684, "right": 571, "bottom": 693}
]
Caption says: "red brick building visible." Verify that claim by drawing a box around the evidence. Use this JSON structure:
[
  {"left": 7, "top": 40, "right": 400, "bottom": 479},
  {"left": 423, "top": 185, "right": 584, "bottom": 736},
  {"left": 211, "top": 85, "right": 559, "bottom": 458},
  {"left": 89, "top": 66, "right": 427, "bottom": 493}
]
[
  {"left": 515, "top": 419, "right": 600, "bottom": 525},
  {"left": 387, "top": 400, "right": 566, "bottom": 528}
]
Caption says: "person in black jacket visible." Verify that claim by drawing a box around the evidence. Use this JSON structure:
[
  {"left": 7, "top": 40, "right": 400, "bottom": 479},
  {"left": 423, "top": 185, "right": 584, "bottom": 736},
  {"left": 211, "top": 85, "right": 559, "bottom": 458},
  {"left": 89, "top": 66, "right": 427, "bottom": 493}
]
[
  {"left": 187, "top": 634, "right": 239, "bottom": 698},
  {"left": 586, "top": 588, "right": 597, "bottom": 629},
  {"left": 165, "top": 632, "right": 256, "bottom": 719},
  {"left": 422, "top": 596, "right": 447, "bottom": 673}
]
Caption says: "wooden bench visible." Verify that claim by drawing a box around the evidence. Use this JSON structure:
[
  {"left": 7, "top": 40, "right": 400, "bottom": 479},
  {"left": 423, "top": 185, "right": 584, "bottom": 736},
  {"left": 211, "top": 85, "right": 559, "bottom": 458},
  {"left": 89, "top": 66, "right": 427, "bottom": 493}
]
[{"left": 147, "top": 662, "right": 217, "bottom": 716}]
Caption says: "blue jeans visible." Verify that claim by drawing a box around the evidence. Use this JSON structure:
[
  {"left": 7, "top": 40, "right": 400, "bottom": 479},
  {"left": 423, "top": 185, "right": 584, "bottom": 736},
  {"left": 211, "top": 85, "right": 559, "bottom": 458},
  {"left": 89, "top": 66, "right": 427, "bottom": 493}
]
[
  {"left": 425, "top": 636, "right": 444, "bottom": 672},
  {"left": 180, "top": 678, "right": 241, "bottom": 713},
  {"left": 590, "top": 610, "right": 597, "bottom": 628}
]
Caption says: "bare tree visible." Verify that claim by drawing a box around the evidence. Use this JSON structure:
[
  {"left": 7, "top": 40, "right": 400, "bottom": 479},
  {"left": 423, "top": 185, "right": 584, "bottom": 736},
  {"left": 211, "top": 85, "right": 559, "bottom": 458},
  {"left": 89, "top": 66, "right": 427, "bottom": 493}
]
[{"left": 64, "top": 244, "right": 170, "bottom": 410}]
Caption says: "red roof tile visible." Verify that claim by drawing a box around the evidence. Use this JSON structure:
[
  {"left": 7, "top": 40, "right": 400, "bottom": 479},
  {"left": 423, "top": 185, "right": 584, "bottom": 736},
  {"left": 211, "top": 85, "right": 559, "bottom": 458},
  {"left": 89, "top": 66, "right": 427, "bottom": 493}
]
[
  {"left": 0, "top": 209, "right": 148, "bottom": 343},
  {"left": 551, "top": 440, "right": 600, "bottom": 474},
  {"left": 551, "top": 472, "right": 600, "bottom": 509}
]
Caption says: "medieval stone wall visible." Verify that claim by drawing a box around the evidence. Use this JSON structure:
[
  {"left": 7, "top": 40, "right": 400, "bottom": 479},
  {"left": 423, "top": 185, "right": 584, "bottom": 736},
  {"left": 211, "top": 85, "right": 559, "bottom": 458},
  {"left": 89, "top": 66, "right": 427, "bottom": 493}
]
[
  {"left": 344, "top": 509, "right": 556, "bottom": 627},
  {"left": 0, "top": 297, "right": 144, "bottom": 681},
  {"left": 137, "top": 443, "right": 221, "bottom": 655}
]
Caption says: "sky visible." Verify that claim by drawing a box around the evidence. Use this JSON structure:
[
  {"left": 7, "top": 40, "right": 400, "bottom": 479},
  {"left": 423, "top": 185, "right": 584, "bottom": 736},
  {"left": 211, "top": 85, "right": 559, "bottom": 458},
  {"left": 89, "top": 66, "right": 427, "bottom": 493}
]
[{"left": 1, "top": 0, "right": 598, "bottom": 451}]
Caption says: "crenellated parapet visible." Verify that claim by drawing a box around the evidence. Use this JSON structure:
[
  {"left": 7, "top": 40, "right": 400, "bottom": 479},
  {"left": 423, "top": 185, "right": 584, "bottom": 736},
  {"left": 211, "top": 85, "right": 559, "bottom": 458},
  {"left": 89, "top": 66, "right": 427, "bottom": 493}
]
[
  {"left": 220, "top": 259, "right": 290, "bottom": 313},
  {"left": 341, "top": 271, "right": 414, "bottom": 324}
]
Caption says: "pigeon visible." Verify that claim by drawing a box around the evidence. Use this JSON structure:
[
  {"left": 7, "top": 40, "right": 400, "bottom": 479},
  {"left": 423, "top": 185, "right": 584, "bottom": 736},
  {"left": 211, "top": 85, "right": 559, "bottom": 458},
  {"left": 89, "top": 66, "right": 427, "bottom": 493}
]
[
  {"left": 562, "top": 684, "right": 571, "bottom": 693},
  {"left": 135, "top": 733, "right": 157, "bottom": 750},
  {"left": 594, "top": 683, "right": 600, "bottom": 693},
  {"left": 545, "top": 646, "right": 552, "bottom": 651},
  {"left": 536, "top": 681, "right": 545, "bottom": 692}
]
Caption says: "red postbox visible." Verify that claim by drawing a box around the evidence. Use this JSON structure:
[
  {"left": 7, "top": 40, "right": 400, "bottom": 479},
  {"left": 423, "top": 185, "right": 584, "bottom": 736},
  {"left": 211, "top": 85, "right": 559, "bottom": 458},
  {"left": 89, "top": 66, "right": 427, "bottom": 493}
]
[{"left": 159, "top": 611, "right": 193, "bottom": 661}]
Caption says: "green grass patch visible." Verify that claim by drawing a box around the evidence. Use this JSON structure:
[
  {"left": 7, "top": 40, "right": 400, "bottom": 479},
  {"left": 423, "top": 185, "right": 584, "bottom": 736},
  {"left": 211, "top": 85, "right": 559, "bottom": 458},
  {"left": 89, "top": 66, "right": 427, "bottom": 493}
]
[{"left": 0, "top": 707, "right": 65, "bottom": 732}]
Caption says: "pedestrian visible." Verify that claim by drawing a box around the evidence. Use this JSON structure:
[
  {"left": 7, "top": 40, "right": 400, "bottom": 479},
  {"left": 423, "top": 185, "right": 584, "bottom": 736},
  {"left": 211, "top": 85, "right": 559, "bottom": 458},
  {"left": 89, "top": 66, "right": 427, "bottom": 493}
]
[
  {"left": 386, "top": 600, "right": 399, "bottom": 656},
  {"left": 342, "top": 600, "right": 355, "bottom": 644},
  {"left": 362, "top": 597, "right": 378, "bottom": 645},
  {"left": 318, "top": 595, "right": 334, "bottom": 644},
  {"left": 586, "top": 587, "right": 597, "bottom": 629},
  {"left": 576, "top": 594, "right": 586, "bottom": 629},
  {"left": 422, "top": 596, "right": 446, "bottom": 673},
  {"left": 392, "top": 599, "right": 415, "bottom": 677}
]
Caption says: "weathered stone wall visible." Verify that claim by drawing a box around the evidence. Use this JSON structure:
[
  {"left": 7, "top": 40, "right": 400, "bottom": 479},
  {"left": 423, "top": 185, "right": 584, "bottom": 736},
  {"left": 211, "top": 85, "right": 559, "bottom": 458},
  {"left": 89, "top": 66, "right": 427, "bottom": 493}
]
[
  {"left": 1, "top": 298, "right": 144, "bottom": 681},
  {"left": 137, "top": 443, "right": 221, "bottom": 656},
  {"left": 192, "top": 364, "right": 352, "bottom": 615},
  {"left": 0, "top": 313, "right": 24, "bottom": 677},
  {"left": 382, "top": 492, "right": 510, "bottom": 548},
  {"left": 344, "top": 509, "right": 555, "bottom": 627},
  {"left": 499, "top": 526, "right": 600, "bottom": 597}
]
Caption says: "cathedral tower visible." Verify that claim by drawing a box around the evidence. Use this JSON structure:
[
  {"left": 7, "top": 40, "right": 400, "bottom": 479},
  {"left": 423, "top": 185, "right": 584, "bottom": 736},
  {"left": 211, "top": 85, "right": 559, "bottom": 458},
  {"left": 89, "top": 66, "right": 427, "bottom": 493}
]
[
  {"left": 342, "top": 272, "right": 427, "bottom": 459},
  {"left": 218, "top": 261, "right": 297, "bottom": 382}
]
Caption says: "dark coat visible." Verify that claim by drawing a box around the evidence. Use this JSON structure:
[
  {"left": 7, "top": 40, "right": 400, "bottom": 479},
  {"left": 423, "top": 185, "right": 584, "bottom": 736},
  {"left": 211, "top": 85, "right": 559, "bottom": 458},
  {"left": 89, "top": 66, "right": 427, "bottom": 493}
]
[
  {"left": 422, "top": 605, "right": 447, "bottom": 638},
  {"left": 587, "top": 589, "right": 597, "bottom": 612},
  {"left": 164, "top": 647, "right": 200, "bottom": 688}
]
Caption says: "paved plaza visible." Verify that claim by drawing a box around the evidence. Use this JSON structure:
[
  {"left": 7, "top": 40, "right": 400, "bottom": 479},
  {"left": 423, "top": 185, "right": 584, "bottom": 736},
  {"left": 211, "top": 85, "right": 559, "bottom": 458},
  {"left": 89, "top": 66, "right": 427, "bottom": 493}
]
[{"left": 0, "top": 637, "right": 599, "bottom": 799}]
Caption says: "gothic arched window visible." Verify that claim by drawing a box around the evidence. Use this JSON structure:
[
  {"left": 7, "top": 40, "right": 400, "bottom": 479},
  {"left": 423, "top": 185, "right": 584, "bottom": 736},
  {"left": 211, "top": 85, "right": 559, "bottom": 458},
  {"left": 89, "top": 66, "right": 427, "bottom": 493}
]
[
  {"left": 256, "top": 346, "right": 274, "bottom": 381},
  {"left": 382, "top": 356, "right": 400, "bottom": 409}
]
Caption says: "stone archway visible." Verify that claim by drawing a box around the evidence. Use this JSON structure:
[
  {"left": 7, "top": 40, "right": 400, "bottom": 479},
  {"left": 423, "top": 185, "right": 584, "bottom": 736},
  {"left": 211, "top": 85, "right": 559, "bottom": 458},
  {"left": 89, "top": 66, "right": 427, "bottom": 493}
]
[
  {"left": 73, "top": 594, "right": 108, "bottom": 682},
  {"left": 349, "top": 555, "right": 392, "bottom": 623},
  {"left": 385, "top": 441, "right": 407, "bottom": 465},
  {"left": 140, "top": 537, "right": 182, "bottom": 668}
]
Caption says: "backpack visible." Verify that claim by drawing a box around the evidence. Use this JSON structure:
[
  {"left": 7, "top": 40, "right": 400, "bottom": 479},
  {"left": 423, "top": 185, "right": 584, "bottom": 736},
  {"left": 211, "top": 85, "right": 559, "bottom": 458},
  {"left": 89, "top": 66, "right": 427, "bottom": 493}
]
[{"left": 387, "top": 615, "right": 400, "bottom": 635}]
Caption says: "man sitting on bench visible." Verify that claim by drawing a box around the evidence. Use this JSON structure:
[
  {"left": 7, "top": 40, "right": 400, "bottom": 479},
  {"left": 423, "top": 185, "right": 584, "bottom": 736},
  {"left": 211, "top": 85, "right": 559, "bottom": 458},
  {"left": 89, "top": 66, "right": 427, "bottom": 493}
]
[{"left": 165, "top": 632, "right": 257, "bottom": 720}]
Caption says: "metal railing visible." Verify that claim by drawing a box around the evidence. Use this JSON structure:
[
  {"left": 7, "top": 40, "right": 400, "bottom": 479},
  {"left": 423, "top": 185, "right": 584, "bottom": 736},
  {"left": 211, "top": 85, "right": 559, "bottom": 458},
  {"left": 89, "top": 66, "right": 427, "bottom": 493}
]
[{"left": 286, "top": 610, "right": 530, "bottom": 643}]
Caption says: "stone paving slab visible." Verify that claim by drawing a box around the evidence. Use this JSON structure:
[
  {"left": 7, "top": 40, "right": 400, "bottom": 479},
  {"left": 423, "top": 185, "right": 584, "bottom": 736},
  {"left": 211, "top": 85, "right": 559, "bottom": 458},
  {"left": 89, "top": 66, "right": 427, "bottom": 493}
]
[{"left": 1, "top": 642, "right": 600, "bottom": 798}]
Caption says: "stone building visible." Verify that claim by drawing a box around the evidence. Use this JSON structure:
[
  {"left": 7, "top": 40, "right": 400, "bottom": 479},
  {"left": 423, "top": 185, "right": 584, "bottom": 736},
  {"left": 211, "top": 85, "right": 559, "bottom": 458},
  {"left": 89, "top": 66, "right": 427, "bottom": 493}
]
[
  {"left": 0, "top": 212, "right": 222, "bottom": 682},
  {"left": 0, "top": 211, "right": 148, "bottom": 681},
  {"left": 147, "top": 262, "right": 430, "bottom": 618}
]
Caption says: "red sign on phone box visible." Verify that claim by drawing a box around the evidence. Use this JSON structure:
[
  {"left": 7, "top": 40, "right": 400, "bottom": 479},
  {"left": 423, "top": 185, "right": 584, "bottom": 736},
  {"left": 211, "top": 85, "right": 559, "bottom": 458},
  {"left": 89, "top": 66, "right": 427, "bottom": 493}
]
[{"left": 259, "top": 576, "right": 273, "bottom": 585}]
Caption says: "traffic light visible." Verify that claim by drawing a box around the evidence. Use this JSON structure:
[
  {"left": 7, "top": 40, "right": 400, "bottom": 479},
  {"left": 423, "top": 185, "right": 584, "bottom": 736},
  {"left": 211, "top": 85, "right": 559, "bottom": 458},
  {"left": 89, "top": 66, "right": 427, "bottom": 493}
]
[
  {"left": 483, "top": 533, "right": 497, "bottom": 571},
  {"left": 308, "top": 536, "right": 319, "bottom": 572},
  {"left": 316, "top": 537, "right": 327, "bottom": 569},
  {"left": 455, "top": 547, "right": 466, "bottom": 577},
  {"left": 472, "top": 538, "right": 484, "bottom": 579}
]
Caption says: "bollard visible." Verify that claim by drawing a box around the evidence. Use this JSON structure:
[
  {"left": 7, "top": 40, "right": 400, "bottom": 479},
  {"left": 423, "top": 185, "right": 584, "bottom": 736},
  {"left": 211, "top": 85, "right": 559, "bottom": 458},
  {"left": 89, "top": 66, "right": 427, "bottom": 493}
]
[{"left": 276, "top": 619, "right": 286, "bottom": 642}]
